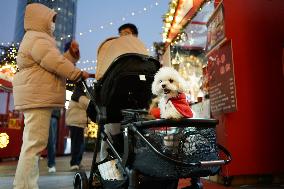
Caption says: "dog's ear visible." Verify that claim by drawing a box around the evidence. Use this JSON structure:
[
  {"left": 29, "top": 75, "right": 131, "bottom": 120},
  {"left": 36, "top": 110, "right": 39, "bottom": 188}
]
[
  {"left": 151, "top": 77, "right": 159, "bottom": 95},
  {"left": 152, "top": 70, "right": 162, "bottom": 95}
]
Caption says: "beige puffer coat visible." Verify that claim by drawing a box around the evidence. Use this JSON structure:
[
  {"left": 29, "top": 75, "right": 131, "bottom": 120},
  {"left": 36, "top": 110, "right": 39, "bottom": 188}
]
[
  {"left": 96, "top": 37, "right": 118, "bottom": 80},
  {"left": 96, "top": 35, "right": 149, "bottom": 80},
  {"left": 66, "top": 96, "right": 90, "bottom": 128},
  {"left": 13, "top": 3, "right": 82, "bottom": 110}
]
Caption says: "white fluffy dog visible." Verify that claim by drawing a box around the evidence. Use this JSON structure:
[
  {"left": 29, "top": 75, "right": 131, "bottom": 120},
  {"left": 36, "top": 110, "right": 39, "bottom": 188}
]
[{"left": 151, "top": 67, "right": 193, "bottom": 119}]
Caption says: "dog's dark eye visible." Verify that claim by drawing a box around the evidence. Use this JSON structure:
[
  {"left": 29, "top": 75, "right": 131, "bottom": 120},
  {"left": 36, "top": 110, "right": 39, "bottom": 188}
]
[
  {"left": 159, "top": 80, "right": 162, "bottom": 83},
  {"left": 169, "top": 79, "right": 173, "bottom": 83}
]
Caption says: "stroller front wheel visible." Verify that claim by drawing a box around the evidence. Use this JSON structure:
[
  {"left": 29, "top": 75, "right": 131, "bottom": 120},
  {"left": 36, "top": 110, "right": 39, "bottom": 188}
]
[{"left": 73, "top": 171, "right": 88, "bottom": 189}]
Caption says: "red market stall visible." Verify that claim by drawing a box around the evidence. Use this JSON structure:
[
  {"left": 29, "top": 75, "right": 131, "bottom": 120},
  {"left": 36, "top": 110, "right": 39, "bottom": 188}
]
[
  {"left": 0, "top": 76, "right": 69, "bottom": 159},
  {"left": 0, "top": 78, "right": 24, "bottom": 158},
  {"left": 0, "top": 44, "right": 71, "bottom": 158},
  {"left": 161, "top": 0, "right": 284, "bottom": 185}
]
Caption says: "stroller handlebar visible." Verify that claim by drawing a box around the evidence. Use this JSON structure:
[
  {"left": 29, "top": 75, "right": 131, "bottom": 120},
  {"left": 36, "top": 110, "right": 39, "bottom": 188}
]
[
  {"left": 81, "top": 79, "right": 107, "bottom": 124},
  {"left": 199, "top": 144, "right": 232, "bottom": 166},
  {"left": 127, "top": 118, "right": 219, "bottom": 129}
]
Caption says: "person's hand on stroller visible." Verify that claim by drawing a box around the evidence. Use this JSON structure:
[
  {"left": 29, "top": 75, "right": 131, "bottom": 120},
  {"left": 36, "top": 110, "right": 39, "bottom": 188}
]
[
  {"left": 88, "top": 73, "right": 96, "bottom": 78},
  {"left": 81, "top": 71, "right": 90, "bottom": 80},
  {"left": 86, "top": 100, "right": 96, "bottom": 122},
  {"left": 71, "top": 82, "right": 86, "bottom": 102},
  {"left": 80, "top": 71, "right": 96, "bottom": 80}
]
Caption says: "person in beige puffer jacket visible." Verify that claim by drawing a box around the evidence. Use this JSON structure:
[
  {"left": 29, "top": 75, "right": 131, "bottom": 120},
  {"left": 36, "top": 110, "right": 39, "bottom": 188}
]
[
  {"left": 12, "top": 3, "right": 90, "bottom": 189},
  {"left": 95, "top": 23, "right": 148, "bottom": 80},
  {"left": 65, "top": 82, "right": 92, "bottom": 171}
]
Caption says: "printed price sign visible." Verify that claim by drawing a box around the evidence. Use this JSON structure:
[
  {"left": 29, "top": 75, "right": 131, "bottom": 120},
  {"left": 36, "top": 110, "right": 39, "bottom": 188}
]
[{"left": 207, "top": 40, "right": 237, "bottom": 116}]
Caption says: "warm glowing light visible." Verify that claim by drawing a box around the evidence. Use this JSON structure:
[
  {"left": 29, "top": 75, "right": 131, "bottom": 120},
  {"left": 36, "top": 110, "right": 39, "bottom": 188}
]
[
  {"left": 85, "top": 122, "right": 98, "bottom": 138},
  {"left": 0, "top": 133, "right": 9, "bottom": 148}
]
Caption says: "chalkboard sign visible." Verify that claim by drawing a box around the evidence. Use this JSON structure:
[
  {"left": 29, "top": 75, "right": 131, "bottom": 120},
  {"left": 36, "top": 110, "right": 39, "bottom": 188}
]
[{"left": 207, "top": 40, "right": 237, "bottom": 116}]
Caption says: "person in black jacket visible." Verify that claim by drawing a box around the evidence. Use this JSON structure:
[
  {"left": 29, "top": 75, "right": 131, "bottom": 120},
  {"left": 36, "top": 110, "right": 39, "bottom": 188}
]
[{"left": 67, "top": 82, "right": 96, "bottom": 171}]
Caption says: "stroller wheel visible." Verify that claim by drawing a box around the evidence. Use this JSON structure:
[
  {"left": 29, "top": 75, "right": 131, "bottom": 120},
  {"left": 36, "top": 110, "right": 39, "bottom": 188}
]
[
  {"left": 73, "top": 171, "right": 88, "bottom": 189},
  {"left": 92, "top": 172, "right": 103, "bottom": 189},
  {"left": 223, "top": 176, "right": 233, "bottom": 186},
  {"left": 182, "top": 177, "right": 203, "bottom": 189}
]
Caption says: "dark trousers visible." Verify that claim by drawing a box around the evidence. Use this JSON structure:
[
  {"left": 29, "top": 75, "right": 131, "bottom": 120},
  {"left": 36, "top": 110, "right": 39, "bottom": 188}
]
[
  {"left": 47, "top": 117, "right": 58, "bottom": 167},
  {"left": 68, "top": 126, "right": 85, "bottom": 166}
]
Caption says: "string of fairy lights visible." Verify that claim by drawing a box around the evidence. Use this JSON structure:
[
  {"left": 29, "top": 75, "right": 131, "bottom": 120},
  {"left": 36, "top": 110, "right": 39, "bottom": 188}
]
[
  {"left": 1, "top": 0, "right": 213, "bottom": 80},
  {"left": 1, "top": 0, "right": 162, "bottom": 77},
  {"left": 1, "top": 0, "right": 214, "bottom": 48},
  {"left": 74, "top": 1, "right": 161, "bottom": 41},
  {"left": 0, "top": 1, "right": 161, "bottom": 47},
  {"left": 75, "top": 45, "right": 154, "bottom": 72}
]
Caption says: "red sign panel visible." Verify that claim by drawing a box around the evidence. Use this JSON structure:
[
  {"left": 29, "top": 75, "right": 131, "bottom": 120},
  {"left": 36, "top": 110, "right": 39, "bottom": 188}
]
[{"left": 207, "top": 39, "right": 237, "bottom": 116}]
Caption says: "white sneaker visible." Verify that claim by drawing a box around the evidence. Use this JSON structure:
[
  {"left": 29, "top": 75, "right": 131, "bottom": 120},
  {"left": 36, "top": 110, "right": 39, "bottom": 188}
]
[
  {"left": 48, "top": 166, "right": 56, "bottom": 173},
  {"left": 70, "top": 165, "right": 79, "bottom": 171}
]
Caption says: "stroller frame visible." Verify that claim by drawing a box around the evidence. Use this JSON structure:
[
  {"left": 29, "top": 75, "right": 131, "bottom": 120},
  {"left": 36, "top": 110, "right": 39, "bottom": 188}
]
[{"left": 73, "top": 54, "right": 231, "bottom": 189}]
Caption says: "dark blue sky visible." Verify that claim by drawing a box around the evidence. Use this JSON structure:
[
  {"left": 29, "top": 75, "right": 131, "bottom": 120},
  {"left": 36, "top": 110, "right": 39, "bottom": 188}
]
[{"left": 0, "top": 0, "right": 169, "bottom": 72}]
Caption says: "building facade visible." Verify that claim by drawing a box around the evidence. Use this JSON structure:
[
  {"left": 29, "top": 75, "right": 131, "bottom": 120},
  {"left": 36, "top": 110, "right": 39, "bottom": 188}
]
[{"left": 14, "top": 0, "right": 77, "bottom": 52}]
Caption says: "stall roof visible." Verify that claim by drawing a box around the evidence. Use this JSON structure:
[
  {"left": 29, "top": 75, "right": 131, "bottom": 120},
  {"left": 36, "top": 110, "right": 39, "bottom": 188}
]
[
  {"left": 163, "top": 0, "right": 215, "bottom": 49},
  {"left": 0, "top": 79, "right": 12, "bottom": 91}
]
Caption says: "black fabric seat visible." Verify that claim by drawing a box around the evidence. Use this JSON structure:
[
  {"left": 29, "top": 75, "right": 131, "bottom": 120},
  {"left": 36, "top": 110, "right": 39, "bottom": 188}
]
[{"left": 93, "top": 53, "right": 160, "bottom": 123}]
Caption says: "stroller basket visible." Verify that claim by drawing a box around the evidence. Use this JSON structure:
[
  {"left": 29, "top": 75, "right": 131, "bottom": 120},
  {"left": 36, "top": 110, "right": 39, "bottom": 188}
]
[
  {"left": 122, "top": 111, "right": 227, "bottom": 179},
  {"left": 75, "top": 48, "right": 232, "bottom": 188}
]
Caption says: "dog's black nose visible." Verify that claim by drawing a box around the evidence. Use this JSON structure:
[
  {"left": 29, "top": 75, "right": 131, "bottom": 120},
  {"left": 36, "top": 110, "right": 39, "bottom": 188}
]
[{"left": 162, "top": 84, "right": 166, "bottom": 88}]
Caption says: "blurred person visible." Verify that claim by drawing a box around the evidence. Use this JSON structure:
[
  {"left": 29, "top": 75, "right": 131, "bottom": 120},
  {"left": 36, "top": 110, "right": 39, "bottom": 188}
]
[
  {"left": 96, "top": 23, "right": 148, "bottom": 80},
  {"left": 118, "top": 23, "right": 138, "bottom": 36},
  {"left": 12, "top": 3, "right": 90, "bottom": 189},
  {"left": 47, "top": 41, "right": 78, "bottom": 173},
  {"left": 66, "top": 82, "right": 94, "bottom": 171},
  {"left": 46, "top": 108, "right": 60, "bottom": 173},
  {"left": 96, "top": 23, "right": 149, "bottom": 161}
]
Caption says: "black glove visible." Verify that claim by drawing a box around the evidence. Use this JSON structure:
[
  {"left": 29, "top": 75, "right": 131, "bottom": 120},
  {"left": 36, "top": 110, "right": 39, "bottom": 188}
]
[
  {"left": 86, "top": 100, "right": 97, "bottom": 122},
  {"left": 71, "top": 82, "right": 85, "bottom": 102},
  {"left": 64, "top": 41, "right": 72, "bottom": 52}
]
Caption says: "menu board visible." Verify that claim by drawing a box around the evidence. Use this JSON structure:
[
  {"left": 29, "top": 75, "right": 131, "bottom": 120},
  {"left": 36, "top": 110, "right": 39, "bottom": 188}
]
[
  {"left": 206, "top": 3, "right": 225, "bottom": 51},
  {"left": 207, "top": 40, "right": 237, "bottom": 116}
]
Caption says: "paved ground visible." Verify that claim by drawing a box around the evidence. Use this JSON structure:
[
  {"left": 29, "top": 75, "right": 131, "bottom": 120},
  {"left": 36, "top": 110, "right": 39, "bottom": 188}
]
[
  {"left": 0, "top": 152, "right": 283, "bottom": 189},
  {"left": 0, "top": 152, "right": 93, "bottom": 189}
]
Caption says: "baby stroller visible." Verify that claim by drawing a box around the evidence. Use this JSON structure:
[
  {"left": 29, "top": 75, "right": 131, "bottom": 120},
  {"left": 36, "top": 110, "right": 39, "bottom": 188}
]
[{"left": 73, "top": 53, "right": 231, "bottom": 189}]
